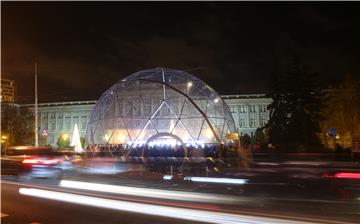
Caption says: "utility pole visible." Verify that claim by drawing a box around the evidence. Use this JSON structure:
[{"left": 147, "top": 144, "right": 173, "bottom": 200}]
[{"left": 35, "top": 62, "right": 38, "bottom": 147}]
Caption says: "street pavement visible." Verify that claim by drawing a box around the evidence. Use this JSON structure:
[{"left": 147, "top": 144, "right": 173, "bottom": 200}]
[
  {"left": 1, "top": 181, "right": 199, "bottom": 224},
  {"left": 1, "top": 160, "right": 360, "bottom": 224}
]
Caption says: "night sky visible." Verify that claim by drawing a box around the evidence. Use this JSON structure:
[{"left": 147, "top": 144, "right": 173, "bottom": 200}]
[{"left": 2, "top": 2, "right": 360, "bottom": 103}]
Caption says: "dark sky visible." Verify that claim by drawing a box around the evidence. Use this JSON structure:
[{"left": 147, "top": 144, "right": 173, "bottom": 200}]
[{"left": 2, "top": 2, "right": 360, "bottom": 103}]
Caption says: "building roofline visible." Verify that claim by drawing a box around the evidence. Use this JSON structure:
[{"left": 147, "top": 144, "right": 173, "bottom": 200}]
[
  {"left": 18, "top": 94, "right": 271, "bottom": 107},
  {"left": 221, "top": 94, "right": 269, "bottom": 99},
  {"left": 21, "top": 100, "right": 97, "bottom": 107}
]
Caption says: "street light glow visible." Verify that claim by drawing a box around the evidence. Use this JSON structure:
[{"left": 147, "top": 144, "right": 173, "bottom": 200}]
[{"left": 62, "top": 133, "right": 69, "bottom": 140}]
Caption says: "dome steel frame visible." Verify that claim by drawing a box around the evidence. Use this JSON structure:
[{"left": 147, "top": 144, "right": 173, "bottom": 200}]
[{"left": 86, "top": 67, "right": 236, "bottom": 155}]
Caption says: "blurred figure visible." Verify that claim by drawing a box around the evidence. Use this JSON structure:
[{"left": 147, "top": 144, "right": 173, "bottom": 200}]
[
  {"left": 335, "top": 143, "right": 343, "bottom": 153},
  {"left": 238, "top": 141, "right": 253, "bottom": 169},
  {"left": 190, "top": 147, "right": 206, "bottom": 176}
]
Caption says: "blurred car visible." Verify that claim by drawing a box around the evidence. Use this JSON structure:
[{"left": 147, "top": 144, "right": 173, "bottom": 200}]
[{"left": 1, "top": 146, "right": 79, "bottom": 180}]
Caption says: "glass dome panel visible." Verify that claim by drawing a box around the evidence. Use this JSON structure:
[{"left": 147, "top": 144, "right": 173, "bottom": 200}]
[{"left": 86, "top": 67, "right": 236, "bottom": 147}]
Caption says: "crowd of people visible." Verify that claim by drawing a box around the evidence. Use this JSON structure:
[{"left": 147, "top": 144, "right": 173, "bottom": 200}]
[
  {"left": 85, "top": 143, "right": 232, "bottom": 158},
  {"left": 84, "top": 143, "right": 242, "bottom": 173}
]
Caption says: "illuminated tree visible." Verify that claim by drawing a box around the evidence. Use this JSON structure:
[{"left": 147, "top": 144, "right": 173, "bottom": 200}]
[
  {"left": 320, "top": 74, "right": 360, "bottom": 148},
  {"left": 57, "top": 133, "right": 70, "bottom": 149}
]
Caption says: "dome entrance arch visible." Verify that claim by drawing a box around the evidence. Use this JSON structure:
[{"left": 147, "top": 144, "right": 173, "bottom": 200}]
[{"left": 146, "top": 132, "right": 184, "bottom": 146}]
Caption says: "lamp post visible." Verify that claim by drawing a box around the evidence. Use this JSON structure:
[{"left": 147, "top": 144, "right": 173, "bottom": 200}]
[
  {"left": 1, "top": 135, "right": 8, "bottom": 156},
  {"left": 35, "top": 62, "right": 38, "bottom": 147}
]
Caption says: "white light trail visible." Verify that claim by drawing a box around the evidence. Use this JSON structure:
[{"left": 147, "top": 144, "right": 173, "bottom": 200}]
[
  {"left": 19, "top": 188, "right": 314, "bottom": 224},
  {"left": 184, "top": 177, "right": 248, "bottom": 185},
  {"left": 59, "top": 180, "right": 239, "bottom": 204},
  {"left": 163, "top": 175, "right": 173, "bottom": 180}
]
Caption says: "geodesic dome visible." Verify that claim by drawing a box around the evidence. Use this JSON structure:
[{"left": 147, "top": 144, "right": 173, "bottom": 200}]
[{"left": 85, "top": 67, "right": 236, "bottom": 148}]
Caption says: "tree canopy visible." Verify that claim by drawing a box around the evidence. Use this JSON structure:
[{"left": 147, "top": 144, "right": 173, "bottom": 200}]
[
  {"left": 320, "top": 74, "right": 360, "bottom": 148},
  {"left": 1, "top": 104, "right": 34, "bottom": 146},
  {"left": 266, "top": 61, "right": 325, "bottom": 151}
]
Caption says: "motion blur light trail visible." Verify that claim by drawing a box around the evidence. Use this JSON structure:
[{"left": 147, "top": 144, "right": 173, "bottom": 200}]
[
  {"left": 184, "top": 177, "right": 248, "bottom": 185},
  {"left": 334, "top": 172, "right": 360, "bottom": 179},
  {"left": 163, "top": 175, "right": 173, "bottom": 180},
  {"left": 59, "top": 180, "right": 240, "bottom": 204},
  {"left": 19, "top": 188, "right": 316, "bottom": 224}
]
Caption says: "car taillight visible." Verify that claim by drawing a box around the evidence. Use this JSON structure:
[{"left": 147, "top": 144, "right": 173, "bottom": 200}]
[
  {"left": 334, "top": 172, "right": 360, "bottom": 179},
  {"left": 22, "top": 158, "right": 61, "bottom": 165},
  {"left": 43, "top": 159, "right": 61, "bottom": 165},
  {"left": 22, "top": 159, "right": 40, "bottom": 164},
  {"left": 323, "top": 171, "right": 360, "bottom": 179}
]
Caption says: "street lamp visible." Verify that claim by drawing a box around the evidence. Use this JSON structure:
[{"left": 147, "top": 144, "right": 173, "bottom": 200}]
[
  {"left": 1, "top": 135, "right": 9, "bottom": 155},
  {"left": 1, "top": 135, "right": 7, "bottom": 142},
  {"left": 62, "top": 133, "right": 69, "bottom": 141}
]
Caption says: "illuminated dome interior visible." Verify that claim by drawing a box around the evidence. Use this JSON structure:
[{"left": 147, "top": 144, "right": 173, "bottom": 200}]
[{"left": 85, "top": 67, "right": 236, "bottom": 148}]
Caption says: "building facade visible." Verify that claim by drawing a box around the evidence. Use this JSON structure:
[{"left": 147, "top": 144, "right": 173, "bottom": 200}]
[
  {"left": 223, "top": 94, "right": 272, "bottom": 136},
  {"left": 22, "top": 95, "right": 272, "bottom": 146},
  {"left": 22, "top": 101, "right": 95, "bottom": 146},
  {"left": 0, "top": 79, "right": 16, "bottom": 103}
]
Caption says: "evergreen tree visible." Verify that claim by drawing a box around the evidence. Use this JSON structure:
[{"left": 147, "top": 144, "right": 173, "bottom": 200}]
[
  {"left": 1, "top": 104, "right": 34, "bottom": 146},
  {"left": 254, "top": 128, "right": 266, "bottom": 148},
  {"left": 57, "top": 133, "right": 70, "bottom": 149},
  {"left": 14, "top": 107, "right": 35, "bottom": 145},
  {"left": 266, "top": 61, "right": 324, "bottom": 151}
]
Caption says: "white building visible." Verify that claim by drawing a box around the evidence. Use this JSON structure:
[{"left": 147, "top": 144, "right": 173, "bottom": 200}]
[
  {"left": 22, "top": 101, "right": 95, "bottom": 146},
  {"left": 22, "top": 95, "right": 272, "bottom": 146},
  {"left": 1, "top": 79, "right": 16, "bottom": 103},
  {"left": 223, "top": 94, "right": 272, "bottom": 136}
]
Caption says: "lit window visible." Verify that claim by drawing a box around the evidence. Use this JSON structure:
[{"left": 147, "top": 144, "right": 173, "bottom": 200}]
[
  {"left": 239, "top": 118, "right": 245, "bottom": 127},
  {"left": 250, "top": 105, "right": 256, "bottom": 112},
  {"left": 250, "top": 118, "right": 256, "bottom": 127},
  {"left": 239, "top": 105, "right": 247, "bottom": 113}
]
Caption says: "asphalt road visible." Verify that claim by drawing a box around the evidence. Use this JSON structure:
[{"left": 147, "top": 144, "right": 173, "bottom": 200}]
[
  {"left": 1, "top": 160, "right": 360, "bottom": 224},
  {"left": 1, "top": 181, "right": 197, "bottom": 224},
  {"left": 2, "top": 178, "right": 359, "bottom": 224}
]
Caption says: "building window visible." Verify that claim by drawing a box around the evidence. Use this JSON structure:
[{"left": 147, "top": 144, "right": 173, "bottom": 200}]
[
  {"left": 239, "top": 105, "right": 247, "bottom": 113},
  {"left": 133, "top": 99, "right": 141, "bottom": 116},
  {"left": 259, "top": 116, "right": 264, "bottom": 127},
  {"left": 239, "top": 118, "right": 245, "bottom": 127},
  {"left": 73, "top": 116, "right": 79, "bottom": 126},
  {"left": 144, "top": 102, "right": 151, "bottom": 116},
  {"left": 58, "top": 112, "right": 63, "bottom": 119},
  {"left": 81, "top": 116, "right": 87, "bottom": 130},
  {"left": 65, "top": 116, "right": 71, "bottom": 130},
  {"left": 126, "top": 102, "right": 133, "bottom": 116},
  {"left": 250, "top": 105, "right": 256, "bottom": 112},
  {"left": 51, "top": 122, "right": 56, "bottom": 130},
  {"left": 250, "top": 118, "right": 256, "bottom": 127},
  {"left": 229, "top": 105, "right": 236, "bottom": 113},
  {"left": 58, "top": 122, "right": 63, "bottom": 130}
]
